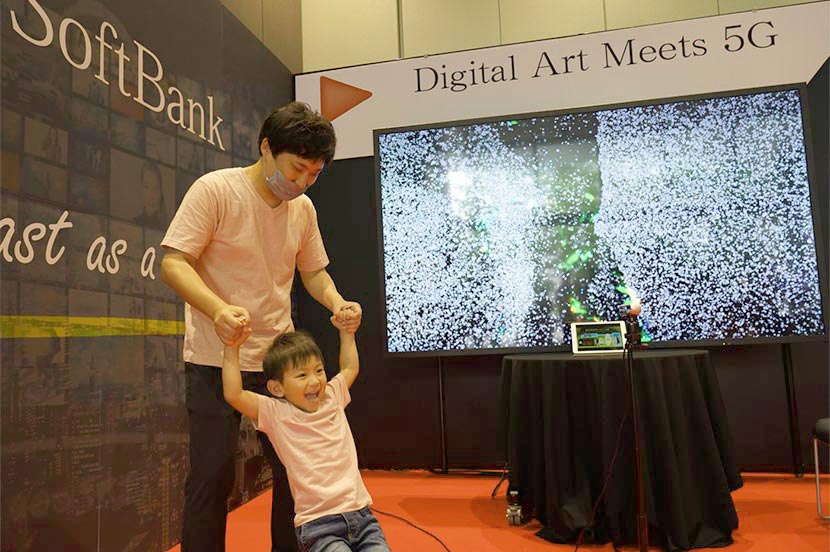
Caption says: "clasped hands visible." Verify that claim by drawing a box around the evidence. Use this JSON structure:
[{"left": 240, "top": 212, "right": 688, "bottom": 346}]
[{"left": 213, "top": 301, "right": 362, "bottom": 347}]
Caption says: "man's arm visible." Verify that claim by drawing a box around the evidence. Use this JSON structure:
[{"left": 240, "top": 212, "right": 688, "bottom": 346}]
[
  {"left": 222, "top": 342, "right": 259, "bottom": 421},
  {"left": 299, "top": 268, "right": 362, "bottom": 331},
  {"left": 160, "top": 248, "right": 249, "bottom": 345},
  {"left": 337, "top": 329, "right": 359, "bottom": 389}
]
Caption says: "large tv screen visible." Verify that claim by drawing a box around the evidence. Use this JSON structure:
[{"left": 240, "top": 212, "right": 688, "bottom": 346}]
[{"left": 375, "top": 88, "right": 826, "bottom": 355}]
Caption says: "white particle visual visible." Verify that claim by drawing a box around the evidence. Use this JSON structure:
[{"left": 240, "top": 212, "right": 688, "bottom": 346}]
[{"left": 378, "top": 90, "right": 825, "bottom": 353}]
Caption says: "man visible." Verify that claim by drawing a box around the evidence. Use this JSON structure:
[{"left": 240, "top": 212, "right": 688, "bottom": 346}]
[{"left": 161, "top": 102, "right": 360, "bottom": 552}]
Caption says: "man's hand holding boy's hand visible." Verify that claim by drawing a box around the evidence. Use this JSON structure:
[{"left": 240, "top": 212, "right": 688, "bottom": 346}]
[
  {"left": 331, "top": 301, "right": 361, "bottom": 333},
  {"left": 213, "top": 304, "right": 252, "bottom": 346}
]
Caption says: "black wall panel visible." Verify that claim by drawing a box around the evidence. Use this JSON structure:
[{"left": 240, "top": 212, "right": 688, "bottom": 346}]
[{"left": 442, "top": 355, "right": 504, "bottom": 469}]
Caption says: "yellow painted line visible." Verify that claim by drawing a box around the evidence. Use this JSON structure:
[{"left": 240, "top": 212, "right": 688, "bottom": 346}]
[{"left": 0, "top": 316, "right": 185, "bottom": 338}]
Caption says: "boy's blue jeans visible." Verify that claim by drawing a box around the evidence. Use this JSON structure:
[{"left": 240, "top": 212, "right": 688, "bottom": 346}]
[{"left": 295, "top": 507, "right": 391, "bottom": 552}]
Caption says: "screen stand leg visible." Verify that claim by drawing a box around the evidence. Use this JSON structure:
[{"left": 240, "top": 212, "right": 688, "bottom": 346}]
[
  {"left": 782, "top": 343, "right": 804, "bottom": 477},
  {"left": 438, "top": 357, "right": 448, "bottom": 473}
]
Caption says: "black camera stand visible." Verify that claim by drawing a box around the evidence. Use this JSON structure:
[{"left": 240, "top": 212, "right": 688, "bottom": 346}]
[{"left": 623, "top": 313, "right": 649, "bottom": 552}]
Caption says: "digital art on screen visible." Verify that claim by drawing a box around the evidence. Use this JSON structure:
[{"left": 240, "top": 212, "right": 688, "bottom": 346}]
[{"left": 376, "top": 89, "right": 825, "bottom": 354}]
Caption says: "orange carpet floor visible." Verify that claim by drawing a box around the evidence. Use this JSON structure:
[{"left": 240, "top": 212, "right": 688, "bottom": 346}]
[{"left": 167, "top": 471, "right": 829, "bottom": 551}]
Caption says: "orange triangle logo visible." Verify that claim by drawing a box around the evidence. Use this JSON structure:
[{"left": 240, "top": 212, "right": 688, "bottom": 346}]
[{"left": 320, "top": 77, "right": 372, "bottom": 121}]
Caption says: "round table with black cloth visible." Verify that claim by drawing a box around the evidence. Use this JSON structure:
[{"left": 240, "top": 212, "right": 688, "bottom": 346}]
[{"left": 500, "top": 349, "right": 742, "bottom": 551}]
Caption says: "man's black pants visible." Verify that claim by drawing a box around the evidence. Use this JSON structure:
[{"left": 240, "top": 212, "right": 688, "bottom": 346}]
[{"left": 182, "top": 362, "right": 298, "bottom": 552}]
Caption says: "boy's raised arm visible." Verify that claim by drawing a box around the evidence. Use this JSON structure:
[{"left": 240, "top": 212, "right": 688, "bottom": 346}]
[
  {"left": 338, "top": 330, "right": 359, "bottom": 389},
  {"left": 222, "top": 343, "right": 260, "bottom": 421}
]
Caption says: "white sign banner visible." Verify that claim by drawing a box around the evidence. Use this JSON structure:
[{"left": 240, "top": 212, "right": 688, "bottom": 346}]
[{"left": 296, "top": 2, "right": 830, "bottom": 160}]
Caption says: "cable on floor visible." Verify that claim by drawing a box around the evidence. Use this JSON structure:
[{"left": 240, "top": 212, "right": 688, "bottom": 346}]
[
  {"left": 371, "top": 506, "right": 452, "bottom": 552},
  {"left": 427, "top": 467, "right": 505, "bottom": 477},
  {"left": 490, "top": 462, "right": 509, "bottom": 498}
]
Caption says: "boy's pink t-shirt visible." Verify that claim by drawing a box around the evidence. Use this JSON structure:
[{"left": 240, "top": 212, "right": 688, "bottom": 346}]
[
  {"left": 161, "top": 167, "right": 329, "bottom": 371},
  {"left": 255, "top": 373, "right": 372, "bottom": 527}
]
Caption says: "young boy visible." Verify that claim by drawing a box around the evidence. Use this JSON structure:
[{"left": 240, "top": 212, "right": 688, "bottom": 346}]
[{"left": 221, "top": 322, "right": 391, "bottom": 552}]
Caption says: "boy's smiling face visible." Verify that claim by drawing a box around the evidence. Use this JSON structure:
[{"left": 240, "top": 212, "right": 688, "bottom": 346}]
[{"left": 267, "top": 356, "right": 327, "bottom": 413}]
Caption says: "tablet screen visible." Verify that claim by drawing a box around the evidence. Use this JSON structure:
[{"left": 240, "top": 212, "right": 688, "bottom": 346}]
[{"left": 571, "top": 322, "right": 626, "bottom": 354}]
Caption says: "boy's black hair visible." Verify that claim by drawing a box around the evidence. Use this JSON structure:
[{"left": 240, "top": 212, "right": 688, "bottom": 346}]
[
  {"left": 257, "top": 102, "right": 336, "bottom": 164},
  {"left": 263, "top": 330, "right": 323, "bottom": 382}
]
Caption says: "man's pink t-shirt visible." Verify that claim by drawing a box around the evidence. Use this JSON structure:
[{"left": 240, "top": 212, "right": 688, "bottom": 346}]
[
  {"left": 161, "top": 167, "right": 329, "bottom": 371},
  {"left": 255, "top": 373, "right": 372, "bottom": 527}
]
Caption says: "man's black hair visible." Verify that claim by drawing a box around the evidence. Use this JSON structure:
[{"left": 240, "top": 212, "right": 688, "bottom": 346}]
[{"left": 257, "top": 102, "right": 336, "bottom": 164}]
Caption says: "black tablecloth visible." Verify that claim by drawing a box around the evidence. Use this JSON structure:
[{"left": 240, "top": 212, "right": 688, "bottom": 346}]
[{"left": 501, "top": 349, "right": 742, "bottom": 551}]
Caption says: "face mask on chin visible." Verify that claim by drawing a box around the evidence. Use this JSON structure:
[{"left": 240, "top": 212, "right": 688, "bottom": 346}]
[{"left": 262, "top": 153, "right": 305, "bottom": 201}]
